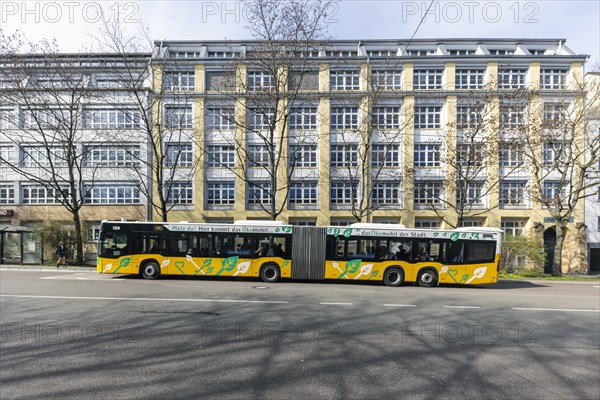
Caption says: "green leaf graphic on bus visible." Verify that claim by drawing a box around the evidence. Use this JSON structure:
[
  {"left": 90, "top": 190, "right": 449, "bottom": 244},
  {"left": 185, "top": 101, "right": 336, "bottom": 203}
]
[
  {"left": 433, "top": 232, "right": 439, "bottom": 237},
  {"left": 342, "top": 228, "right": 353, "bottom": 238},
  {"left": 368, "top": 270, "right": 379, "bottom": 280},
  {"left": 282, "top": 260, "right": 289, "bottom": 268},
  {"left": 282, "top": 226, "right": 292, "bottom": 233},
  {"left": 174, "top": 261, "right": 186, "bottom": 275},
  {"left": 472, "top": 233, "right": 480, "bottom": 239},
  {"left": 450, "top": 232, "right": 459, "bottom": 242},
  {"left": 216, "top": 256, "right": 239, "bottom": 276},
  {"left": 338, "top": 259, "right": 361, "bottom": 279},
  {"left": 206, "top": 266, "right": 214, "bottom": 274},
  {"left": 113, "top": 257, "right": 131, "bottom": 273}
]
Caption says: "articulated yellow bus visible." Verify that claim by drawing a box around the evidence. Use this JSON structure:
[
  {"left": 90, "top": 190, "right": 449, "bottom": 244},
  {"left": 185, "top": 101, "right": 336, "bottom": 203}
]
[{"left": 97, "top": 220, "right": 502, "bottom": 287}]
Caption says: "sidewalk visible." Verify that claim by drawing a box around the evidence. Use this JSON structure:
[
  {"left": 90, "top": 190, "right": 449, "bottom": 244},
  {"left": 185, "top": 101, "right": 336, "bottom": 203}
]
[{"left": 0, "top": 264, "right": 95, "bottom": 271}]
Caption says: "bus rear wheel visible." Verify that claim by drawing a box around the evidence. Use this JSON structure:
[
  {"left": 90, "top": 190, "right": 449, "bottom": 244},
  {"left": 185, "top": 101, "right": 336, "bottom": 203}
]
[
  {"left": 260, "top": 264, "right": 280, "bottom": 283},
  {"left": 417, "top": 268, "right": 437, "bottom": 287},
  {"left": 383, "top": 267, "right": 404, "bottom": 287},
  {"left": 141, "top": 261, "right": 161, "bottom": 280}
]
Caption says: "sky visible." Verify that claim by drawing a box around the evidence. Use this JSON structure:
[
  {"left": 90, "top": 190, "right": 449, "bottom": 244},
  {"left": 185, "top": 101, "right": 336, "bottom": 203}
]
[{"left": 1, "top": 0, "right": 599, "bottom": 70}]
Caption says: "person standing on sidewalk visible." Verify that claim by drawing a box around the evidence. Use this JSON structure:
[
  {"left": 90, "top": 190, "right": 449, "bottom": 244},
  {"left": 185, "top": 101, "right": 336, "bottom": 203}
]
[{"left": 55, "top": 240, "right": 67, "bottom": 268}]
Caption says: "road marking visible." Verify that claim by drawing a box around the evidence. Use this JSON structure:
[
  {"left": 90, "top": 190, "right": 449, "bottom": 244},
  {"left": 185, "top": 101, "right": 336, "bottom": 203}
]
[
  {"left": 39, "top": 277, "right": 125, "bottom": 281},
  {"left": 443, "top": 305, "right": 481, "bottom": 309},
  {"left": 512, "top": 307, "right": 600, "bottom": 313},
  {"left": 383, "top": 304, "right": 417, "bottom": 307},
  {"left": 0, "top": 294, "right": 289, "bottom": 304},
  {"left": 319, "top": 302, "right": 353, "bottom": 306},
  {"left": 594, "top": 286, "right": 600, "bottom": 288}
]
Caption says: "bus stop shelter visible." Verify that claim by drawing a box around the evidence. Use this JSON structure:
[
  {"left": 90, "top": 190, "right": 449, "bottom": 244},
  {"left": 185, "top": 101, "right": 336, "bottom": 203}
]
[{"left": 0, "top": 224, "right": 41, "bottom": 265}]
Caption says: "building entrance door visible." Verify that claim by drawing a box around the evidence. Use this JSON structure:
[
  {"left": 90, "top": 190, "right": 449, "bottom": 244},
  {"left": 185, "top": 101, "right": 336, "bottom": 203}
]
[{"left": 544, "top": 228, "right": 557, "bottom": 274}]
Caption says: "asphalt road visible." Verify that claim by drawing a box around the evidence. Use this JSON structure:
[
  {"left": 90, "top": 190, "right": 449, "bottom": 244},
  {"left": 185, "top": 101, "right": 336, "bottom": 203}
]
[{"left": 1, "top": 269, "right": 599, "bottom": 400}]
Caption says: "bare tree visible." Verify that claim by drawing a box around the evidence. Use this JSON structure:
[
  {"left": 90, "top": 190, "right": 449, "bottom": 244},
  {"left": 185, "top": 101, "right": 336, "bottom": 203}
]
[
  {"left": 201, "top": 0, "right": 335, "bottom": 220},
  {"left": 0, "top": 34, "right": 103, "bottom": 263},
  {"left": 91, "top": 16, "right": 201, "bottom": 222},
  {"left": 516, "top": 73, "right": 600, "bottom": 275}
]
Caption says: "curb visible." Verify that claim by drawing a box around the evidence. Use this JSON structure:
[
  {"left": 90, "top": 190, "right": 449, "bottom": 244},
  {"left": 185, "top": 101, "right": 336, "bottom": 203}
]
[{"left": 498, "top": 278, "right": 600, "bottom": 285}]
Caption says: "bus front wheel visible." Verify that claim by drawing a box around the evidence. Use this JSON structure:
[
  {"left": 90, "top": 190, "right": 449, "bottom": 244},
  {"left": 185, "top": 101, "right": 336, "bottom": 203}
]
[
  {"left": 417, "top": 268, "right": 438, "bottom": 287},
  {"left": 383, "top": 267, "right": 404, "bottom": 287},
  {"left": 141, "top": 261, "right": 161, "bottom": 280},
  {"left": 260, "top": 264, "right": 280, "bottom": 283}
]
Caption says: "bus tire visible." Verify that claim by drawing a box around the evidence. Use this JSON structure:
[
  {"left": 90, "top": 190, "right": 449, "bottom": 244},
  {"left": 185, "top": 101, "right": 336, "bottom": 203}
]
[
  {"left": 260, "top": 264, "right": 280, "bottom": 283},
  {"left": 141, "top": 261, "right": 161, "bottom": 280},
  {"left": 417, "top": 268, "right": 438, "bottom": 287},
  {"left": 383, "top": 267, "right": 404, "bottom": 287}
]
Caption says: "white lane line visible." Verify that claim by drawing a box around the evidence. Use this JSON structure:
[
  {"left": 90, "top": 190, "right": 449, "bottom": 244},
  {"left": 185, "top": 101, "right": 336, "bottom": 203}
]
[
  {"left": 39, "top": 277, "right": 125, "bottom": 281},
  {"left": 319, "top": 302, "right": 353, "bottom": 306},
  {"left": 444, "top": 305, "right": 481, "bottom": 309},
  {"left": 513, "top": 307, "right": 600, "bottom": 313},
  {"left": 594, "top": 286, "right": 600, "bottom": 288},
  {"left": 383, "top": 304, "right": 417, "bottom": 307},
  {"left": 0, "top": 294, "right": 289, "bottom": 304}
]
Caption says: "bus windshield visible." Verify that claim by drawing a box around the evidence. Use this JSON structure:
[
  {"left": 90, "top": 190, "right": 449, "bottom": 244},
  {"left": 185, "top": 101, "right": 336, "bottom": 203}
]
[{"left": 99, "top": 231, "right": 129, "bottom": 258}]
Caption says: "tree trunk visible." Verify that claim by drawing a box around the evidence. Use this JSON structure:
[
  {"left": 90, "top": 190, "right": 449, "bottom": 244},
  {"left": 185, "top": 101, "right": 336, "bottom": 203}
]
[
  {"left": 552, "top": 223, "right": 566, "bottom": 276},
  {"left": 72, "top": 210, "right": 84, "bottom": 265}
]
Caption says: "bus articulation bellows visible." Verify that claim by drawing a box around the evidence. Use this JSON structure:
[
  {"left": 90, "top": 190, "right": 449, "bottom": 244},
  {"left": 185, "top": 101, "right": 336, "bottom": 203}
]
[{"left": 97, "top": 220, "right": 502, "bottom": 286}]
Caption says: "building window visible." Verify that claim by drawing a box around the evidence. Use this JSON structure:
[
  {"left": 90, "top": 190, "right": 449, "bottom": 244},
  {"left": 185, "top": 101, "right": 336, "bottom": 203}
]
[
  {"left": 501, "top": 219, "right": 526, "bottom": 236},
  {"left": 499, "top": 143, "right": 525, "bottom": 167},
  {"left": 330, "top": 144, "right": 358, "bottom": 167},
  {"left": 84, "top": 145, "right": 140, "bottom": 167},
  {"left": 414, "top": 181, "right": 443, "bottom": 205},
  {"left": 84, "top": 184, "right": 140, "bottom": 204},
  {"left": 330, "top": 181, "right": 358, "bottom": 205},
  {"left": 500, "top": 180, "right": 528, "bottom": 205},
  {"left": 413, "top": 69, "right": 442, "bottom": 89},
  {"left": 330, "top": 218, "right": 354, "bottom": 226},
  {"left": 0, "top": 108, "right": 15, "bottom": 129},
  {"left": 415, "top": 218, "right": 441, "bottom": 229},
  {"left": 164, "top": 104, "right": 193, "bottom": 129},
  {"left": 206, "top": 182, "right": 235, "bottom": 205},
  {"left": 288, "top": 218, "right": 317, "bottom": 226},
  {"left": 457, "top": 180, "right": 485, "bottom": 205},
  {"left": 372, "top": 106, "right": 401, "bottom": 129},
  {"left": 87, "top": 226, "right": 100, "bottom": 242},
  {"left": 414, "top": 106, "right": 441, "bottom": 129},
  {"left": 165, "top": 143, "right": 194, "bottom": 167},
  {"left": 163, "top": 71, "right": 195, "bottom": 91},
  {"left": 290, "top": 145, "right": 317, "bottom": 167},
  {"left": 0, "top": 145, "right": 16, "bottom": 164},
  {"left": 206, "top": 107, "right": 236, "bottom": 130},
  {"left": 541, "top": 68, "right": 567, "bottom": 89},
  {"left": 372, "top": 144, "right": 400, "bottom": 167},
  {"left": 206, "top": 145, "right": 235, "bottom": 167},
  {"left": 83, "top": 108, "right": 141, "bottom": 129},
  {"left": 21, "top": 146, "right": 67, "bottom": 167},
  {"left": 414, "top": 144, "right": 441, "bottom": 167},
  {"left": 289, "top": 107, "right": 317, "bottom": 129},
  {"left": 371, "top": 70, "right": 402, "bottom": 90},
  {"left": 459, "top": 219, "right": 484, "bottom": 227},
  {"left": 500, "top": 105, "right": 526, "bottom": 129},
  {"left": 247, "top": 108, "right": 275, "bottom": 130},
  {"left": 289, "top": 182, "right": 318, "bottom": 205},
  {"left": 331, "top": 107, "right": 358, "bottom": 130},
  {"left": 372, "top": 181, "right": 402, "bottom": 205},
  {"left": 0, "top": 184, "right": 15, "bottom": 204},
  {"left": 330, "top": 70, "right": 360, "bottom": 90},
  {"left": 247, "top": 144, "right": 271, "bottom": 167},
  {"left": 543, "top": 103, "right": 566, "bottom": 126},
  {"left": 498, "top": 69, "right": 526, "bottom": 89},
  {"left": 542, "top": 181, "right": 566, "bottom": 203},
  {"left": 20, "top": 109, "right": 61, "bottom": 129},
  {"left": 457, "top": 142, "right": 484, "bottom": 166},
  {"left": 205, "top": 71, "right": 235, "bottom": 91},
  {"left": 247, "top": 71, "right": 274, "bottom": 91},
  {"left": 456, "top": 106, "right": 483, "bottom": 129},
  {"left": 542, "top": 141, "right": 567, "bottom": 166},
  {"left": 247, "top": 182, "right": 272, "bottom": 206},
  {"left": 455, "top": 69, "right": 484, "bottom": 89},
  {"left": 22, "top": 185, "right": 68, "bottom": 204},
  {"left": 166, "top": 182, "right": 194, "bottom": 205}
]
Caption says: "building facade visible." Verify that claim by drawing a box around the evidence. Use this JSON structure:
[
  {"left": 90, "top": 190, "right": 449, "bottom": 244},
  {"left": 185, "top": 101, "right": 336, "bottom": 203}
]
[{"left": 1, "top": 39, "right": 596, "bottom": 272}]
